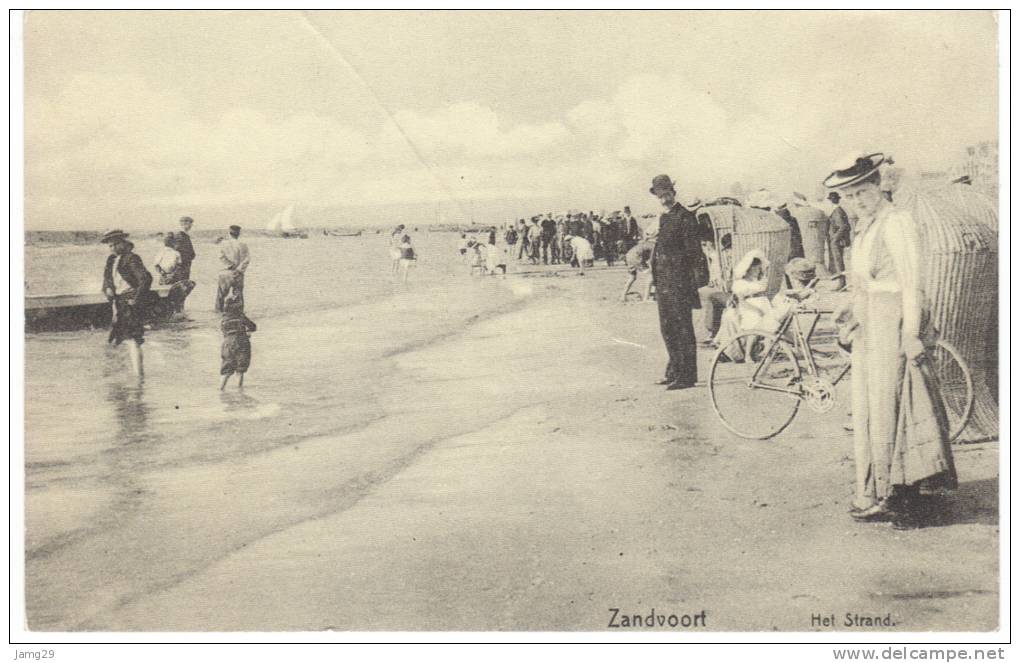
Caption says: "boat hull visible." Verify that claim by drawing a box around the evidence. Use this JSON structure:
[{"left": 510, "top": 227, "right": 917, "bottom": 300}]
[{"left": 25, "top": 288, "right": 176, "bottom": 333}]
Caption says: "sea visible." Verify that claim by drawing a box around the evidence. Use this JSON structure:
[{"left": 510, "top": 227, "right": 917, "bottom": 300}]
[{"left": 22, "top": 230, "right": 526, "bottom": 565}]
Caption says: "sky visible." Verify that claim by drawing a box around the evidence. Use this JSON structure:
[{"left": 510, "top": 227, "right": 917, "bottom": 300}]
[{"left": 22, "top": 10, "right": 999, "bottom": 229}]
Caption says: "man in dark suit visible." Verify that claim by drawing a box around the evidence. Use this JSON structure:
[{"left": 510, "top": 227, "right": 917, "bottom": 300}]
[
  {"left": 826, "top": 192, "right": 851, "bottom": 290},
  {"left": 540, "top": 214, "right": 557, "bottom": 265},
  {"left": 623, "top": 206, "right": 639, "bottom": 253},
  {"left": 174, "top": 216, "right": 197, "bottom": 312},
  {"left": 649, "top": 174, "right": 710, "bottom": 390},
  {"left": 175, "top": 216, "right": 197, "bottom": 278}
]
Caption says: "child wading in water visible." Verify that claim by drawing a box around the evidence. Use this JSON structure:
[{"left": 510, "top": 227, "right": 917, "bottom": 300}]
[
  {"left": 220, "top": 295, "right": 257, "bottom": 390},
  {"left": 398, "top": 234, "right": 417, "bottom": 283}
]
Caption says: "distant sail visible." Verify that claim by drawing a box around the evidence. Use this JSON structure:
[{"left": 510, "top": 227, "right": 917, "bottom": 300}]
[
  {"left": 266, "top": 210, "right": 282, "bottom": 232},
  {"left": 280, "top": 205, "right": 297, "bottom": 232}
]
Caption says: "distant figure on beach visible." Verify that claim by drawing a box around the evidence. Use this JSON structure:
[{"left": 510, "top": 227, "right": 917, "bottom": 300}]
[
  {"left": 649, "top": 173, "right": 709, "bottom": 391},
  {"left": 699, "top": 233, "right": 733, "bottom": 342},
  {"left": 541, "top": 214, "right": 557, "bottom": 265},
  {"left": 827, "top": 191, "right": 851, "bottom": 290},
  {"left": 176, "top": 216, "right": 196, "bottom": 281},
  {"left": 486, "top": 236, "right": 508, "bottom": 276},
  {"left": 623, "top": 206, "right": 639, "bottom": 253},
  {"left": 219, "top": 294, "right": 256, "bottom": 390},
  {"left": 390, "top": 224, "right": 406, "bottom": 274},
  {"left": 565, "top": 234, "right": 594, "bottom": 276},
  {"left": 467, "top": 239, "right": 486, "bottom": 276},
  {"left": 101, "top": 230, "right": 153, "bottom": 376},
  {"left": 216, "top": 225, "right": 250, "bottom": 313},
  {"left": 602, "top": 213, "right": 619, "bottom": 267},
  {"left": 504, "top": 225, "right": 519, "bottom": 258},
  {"left": 458, "top": 233, "right": 469, "bottom": 259},
  {"left": 173, "top": 216, "right": 197, "bottom": 313},
  {"left": 749, "top": 189, "right": 804, "bottom": 261},
  {"left": 555, "top": 216, "right": 567, "bottom": 263},
  {"left": 620, "top": 237, "right": 656, "bottom": 302},
  {"left": 528, "top": 218, "right": 542, "bottom": 264},
  {"left": 515, "top": 219, "right": 528, "bottom": 261},
  {"left": 153, "top": 232, "right": 195, "bottom": 317},
  {"left": 398, "top": 234, "right": 417, "bottom": 283}
]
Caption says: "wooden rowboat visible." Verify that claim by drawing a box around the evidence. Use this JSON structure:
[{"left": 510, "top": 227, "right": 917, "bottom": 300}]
[{"left": 25, "top": 286, "right": 175, "bottom": 332}]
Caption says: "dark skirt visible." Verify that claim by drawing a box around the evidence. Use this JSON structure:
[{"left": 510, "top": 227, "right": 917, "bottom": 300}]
[
  {"left": 221, "top": 333, "right": 252, "bottom": 375},
  {"left": 108, "top": 298, "right": 145, "bottom": 346}
]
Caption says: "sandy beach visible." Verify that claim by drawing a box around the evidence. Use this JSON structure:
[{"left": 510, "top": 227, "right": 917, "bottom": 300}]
[{"left": 24, "top": 266, "right": 998, "bottom": 632}]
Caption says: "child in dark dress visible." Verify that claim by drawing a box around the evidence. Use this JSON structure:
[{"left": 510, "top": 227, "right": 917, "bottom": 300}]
[{"left": 220, "top": 295, "right": 257, "bottom": 390}]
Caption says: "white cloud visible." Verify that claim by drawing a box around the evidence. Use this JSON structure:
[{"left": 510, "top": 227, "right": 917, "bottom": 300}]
[
  {"left": 24, "top": 43, "right": 999, "bottom": 229},
  {"left": 391, "top": 102, "right": 569, "bottom": 159}
]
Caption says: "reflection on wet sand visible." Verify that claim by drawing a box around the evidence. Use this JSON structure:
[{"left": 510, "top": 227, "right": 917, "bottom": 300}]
[
  {"left": 106, "top": 381, "right": 152, "bottom": 446},
  {"left": 218, "top": 388, "right": 259, "bottom": 414}
]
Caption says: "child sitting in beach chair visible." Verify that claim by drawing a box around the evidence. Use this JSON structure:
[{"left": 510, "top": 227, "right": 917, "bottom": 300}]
[{"left": 220, "top": 294, "right": 257, "bottom": 390}]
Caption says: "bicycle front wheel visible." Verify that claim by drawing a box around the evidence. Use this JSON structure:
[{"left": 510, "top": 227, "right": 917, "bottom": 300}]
[
  {"left": 928, "top": 339, "right": 975, "bottom": 443},
  {"left": 709, "top": 331, "right": 802, "bottom": 440}
]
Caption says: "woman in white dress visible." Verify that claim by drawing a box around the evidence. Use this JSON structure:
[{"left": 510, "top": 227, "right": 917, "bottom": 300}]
[{"left": 825, "top": 152, "right": 956, "bottom": 527}]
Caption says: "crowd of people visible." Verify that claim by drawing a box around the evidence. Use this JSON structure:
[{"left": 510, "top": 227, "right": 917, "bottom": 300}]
[
  {"left": 98, "top": 150, "right": 958, "bottom": 530},
  {"left": 503, "top": 208, "right": 642, "bottom": 269},
  {"left": 448, "top": 207, "right": 657, "bottom": 279},
  {"left": 100, "top": 216, "right": 256, "bottom": 388}
]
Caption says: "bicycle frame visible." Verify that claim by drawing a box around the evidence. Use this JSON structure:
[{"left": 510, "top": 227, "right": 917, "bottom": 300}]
[{"left": 746, "top": 303, "right": 849, "bottom": 396}]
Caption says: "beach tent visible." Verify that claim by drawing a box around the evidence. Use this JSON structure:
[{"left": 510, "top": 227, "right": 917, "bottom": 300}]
[
  {"left": 697, "top": 204, "right": 791, "bottom": 297},
  {"left": 894, "top": 182, "right": 999, "bottom": 442}
]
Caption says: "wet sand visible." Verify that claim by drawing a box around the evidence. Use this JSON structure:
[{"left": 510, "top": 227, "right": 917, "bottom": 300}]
[{"left": 25, "top": 268, "right": 999, "bottom": 632}]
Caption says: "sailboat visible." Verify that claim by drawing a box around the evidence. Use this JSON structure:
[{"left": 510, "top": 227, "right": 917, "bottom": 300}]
[{"left": 266, "top": 204, "right": 307, "bottom": 239}]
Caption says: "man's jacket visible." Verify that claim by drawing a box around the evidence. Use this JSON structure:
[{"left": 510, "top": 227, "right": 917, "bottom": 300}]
[
  {"left": 652, "top": 203, "right": 711, "bottom": 307},
  {"left": 103, "top": 248, "right": 153, "bottom": 303}
]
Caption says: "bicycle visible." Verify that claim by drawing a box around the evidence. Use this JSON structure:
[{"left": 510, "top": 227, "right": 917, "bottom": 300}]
[{"left": 707, "top": 285, "right": 974, "bottom": 441}]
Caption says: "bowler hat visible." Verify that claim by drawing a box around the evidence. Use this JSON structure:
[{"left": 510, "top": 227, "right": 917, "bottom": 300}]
[
  {"left": 649, "top": 174, "right": 675, "bottom": 195},
  {"left": 823, "top": 152, "right": 885, "bottom": 189},
  {"left": 100, "top": 229, "right": 130, "bottom": 244},
  {"left": 229, "top": 225, "right": 242, "bottom": 233}
]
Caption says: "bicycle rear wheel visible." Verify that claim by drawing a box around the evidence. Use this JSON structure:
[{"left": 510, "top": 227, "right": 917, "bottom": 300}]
[
  {"left": 928, "top": 339, "right": 974, "bottom": 442},
  {"left": 709, "top": 331, "right": 802, "bottom": 440}
]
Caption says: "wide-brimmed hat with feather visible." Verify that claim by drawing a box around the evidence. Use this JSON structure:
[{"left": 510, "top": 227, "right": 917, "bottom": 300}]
[{"left": 823, "top": 152, "right": 886, "bottom": 189}]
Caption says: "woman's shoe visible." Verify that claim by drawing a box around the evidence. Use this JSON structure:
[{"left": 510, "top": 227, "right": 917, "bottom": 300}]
[{"left": 849, "top": 500, "right": 896, "bottom": 522}]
